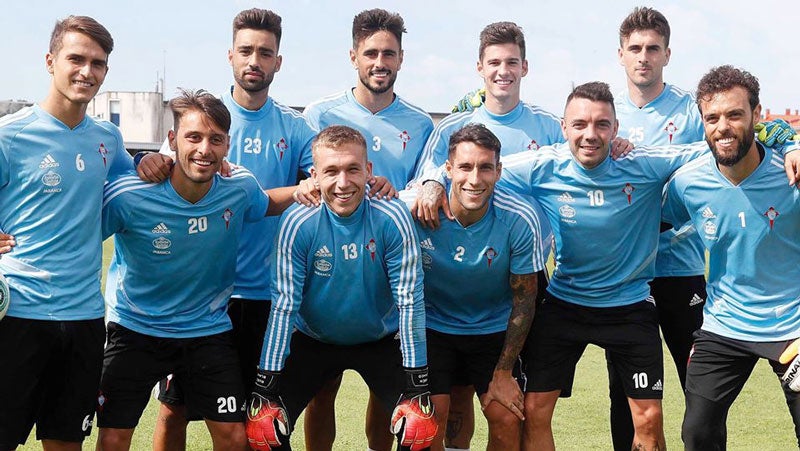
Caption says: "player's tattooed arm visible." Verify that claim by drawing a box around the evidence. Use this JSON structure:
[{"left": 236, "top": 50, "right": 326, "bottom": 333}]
[
  {"left": 411, "top": 181, "right": 453, "bottom": 229},
  {"left": 480, "top": 272, "right": 538, "bottom": 419}
]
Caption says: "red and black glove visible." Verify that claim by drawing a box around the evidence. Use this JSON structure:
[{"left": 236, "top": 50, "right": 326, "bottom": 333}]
[
  {"left": 390, "top": 366, "right": 437, "bottom": 451},
  {"left": 246, "top": 369, "right": 292, "bottom": 451}
]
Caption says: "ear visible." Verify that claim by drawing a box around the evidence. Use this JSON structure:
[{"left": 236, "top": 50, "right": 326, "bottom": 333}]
[
  {"left": 664, "top": 47, "right": 671, "bottom": 66},
  {"left": 349, "top": 48, "right": 357, "bottom": 69},
  {"left": 397, "top": 49, "right": 404, "bottom": 71},
  {"left": 168, "top": 129, "right": 178, "bottom": 152},
  {"left": 560, "top": 118, "right": 568, "bottom": 141},
  {"left": 444, "top": 159, "right": 453, "bottom": 180},
  {"left": 224, "top": 135, "right": 231, "bottom": 158},
  {"left": 46, "top": 52, "right": 55, "bottom": 75},
  {"left": 366, "top": 161, "right": 373, "bottom": 180},
  {"left": 521, "top": 59, "right": 529, "bottom": 77},
  {"left": 274, "top": 54, "right": 283, "bottom": 73},
  {"left": 495, "top": 161, "right": 502, "bottom": 181},
  {"left": 752, "top": 104, "right": 762, "bottom": 127},
  {"left": 618, "top": 47, "right": 625, "bottom": 66},
  {"left": 227, "top": 48, "right": 234, "bottom": 67}
]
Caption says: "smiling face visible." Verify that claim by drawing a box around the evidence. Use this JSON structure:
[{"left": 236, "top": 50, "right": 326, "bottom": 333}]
[
  {"left": 562, "top": 97, "right": 618, "bottom": 169},
  {"left": 229, "top": 28, "right": 282, "bottom": 94},
  {"left": 699, "top": 86, "right": 760, "bottom": 167},
  {"left": 311, "top": 142, "right": 372, "bottom": 217},
  {"left": 351, "top": 30, "right": 403, "bottom": 95},
  {"left": 46, "top": 31, "right": 108, "bottom": 107},
  {"left": 169, "top": 109, "right": 230, "bottom": 186},
  {"left": 618, "top": 29, "right": 670, "bottom": 91},
  {"left": 478, "top": 42, "right": 528, "bottom": 106},
  {"left": 446, "top": 141, "right": 501, "bottom": 226}
]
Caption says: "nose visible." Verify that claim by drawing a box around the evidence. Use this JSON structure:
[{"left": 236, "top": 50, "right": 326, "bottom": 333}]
[
  {"left": 467, "top": 167, "right": 480, "bottom": 185},
  {"left": 374, "top": 53, "right": 385, "bottom": 68},
  {"left": 335, "top": 170, "right": 349, "bottom": 187},
  {"left": 78, "top": 63, "right": 92, "bottom": 77}
]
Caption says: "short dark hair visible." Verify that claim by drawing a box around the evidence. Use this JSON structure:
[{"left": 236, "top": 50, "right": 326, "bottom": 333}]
[
  {"left": 352, "top": 9, "right": 406, "bottom": 48},
  {"left": 566, "top": 82, "right": 616, "bottom": 115},
  {"left": 448, "top": 123, "right": 502, "bottom": 163},
  {"left": 619, "top": 7, "right": 671, "bottom": 47},
  {"left": 479, "top": 22, "right": 525, "bottom": 61},
  {"left": 312, "top": 125, "right": 368, "bottom": 164},
  {"left": 169, "top": 88, "right": 231, "bottom": 133},
  {"left": 49, "top": 15, "right": 113, "bottom": 56},
  {"left": 696, "top": 65, "right": 760, "bottom": 112},
  {"left": 232, "top": 8, "right": 282, "bottom": 47}
]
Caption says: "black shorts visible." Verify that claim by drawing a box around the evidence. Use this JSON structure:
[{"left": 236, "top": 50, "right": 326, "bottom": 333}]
[
  {"left": 525, "top": 294, "right": 663, "bottom": 399},
  {"left": 279, "top": 332, "right": 405, "bottom": 428},
  {"left": 0, "top": 317, "right": 104, "bottom": 448},
  {"left": 98, "top": 322, "right": 244, "bottom": 428},
  {"left": 427, "top": 329, "right": 525, "bottom": 396},
  {"left": 157, "top": 298, "right": 270, "bottom": 416}
]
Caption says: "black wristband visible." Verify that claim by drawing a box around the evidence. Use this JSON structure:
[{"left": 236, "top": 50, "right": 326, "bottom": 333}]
[
  {"left": 403, "top": 366, "right": 429, "bottom": 396},
  {"left": 254, "top": 369, "right": 281, "bottom": 398}
]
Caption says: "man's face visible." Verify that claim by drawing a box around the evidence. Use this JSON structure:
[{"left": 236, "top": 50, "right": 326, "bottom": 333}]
[
  {"left": 618, "top": 29, "right": 670, "bottom": 90},
  {"left": 699, "top": 86, "right": 760, "bottom": 167},
  {"left": 562, "top": 98, "right": 618, "bottom": 169},
  {"left": 228, "top": 28, "right": 282, "bottom": 93},
  {"left": 169, "top": 110, "right": 230, "bottom": 184},
  {"left": 311, "top": 143, "right": 372, "bottom": 217},
  {"left": 350, "top": 30, "right": 403, "bottom": 95},
  {"left": 446, "top": 141, "right": 501, "bottom": 222},
  {"left": 46, "top": 31, "right": 109, "bottom": 106},
  {"left": 478, "top": 43, "right": 528, "bottom": 105}
]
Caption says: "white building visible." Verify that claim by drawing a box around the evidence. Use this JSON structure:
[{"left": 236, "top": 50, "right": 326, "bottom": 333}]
[{"left": 87, "top": 91, "right": 173, "bottom": 153}]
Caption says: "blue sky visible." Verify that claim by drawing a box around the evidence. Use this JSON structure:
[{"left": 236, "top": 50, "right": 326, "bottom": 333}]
[{"left": 4, "top": 0, "right": 798, "bottom": 115}]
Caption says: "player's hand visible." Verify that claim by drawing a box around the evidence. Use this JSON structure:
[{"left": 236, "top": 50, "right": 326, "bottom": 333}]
[
  {"left": 368, "top": 176, "right": 398, "bottom": 200},
  {"left": 246, "top": 370, "right": 292, "bottom": 451},
  {"left": 136, "top": 152, "right": 173, "bottom": 183},
  {"left": 755, "top": 119, "right": 798, "bottom": 147},
  {"left": 293, "top": 178, "right": 320, "bottom": 207},
  {"left": 481, "top": 369, "right": 525, "bottom": 421},
  {"left": 219, "top": 159, "right": 232, "bottom": 177},
  {"left": 610, "top": 137, "right": 633, "bottom": 160},
  {"left": 451, "top": 87, "right": 486, "bottom": 113},
  {"left": 0, "top": 233, "right": 15, "bottom": 255},
  {"left": 784, "top": 148, "right": 800, "bottom": 188},
  {"left": 411, "top": 181, "right": 452, "bottom": 229},
  {"left": 391, "top": 366, "right": 437, "bottom": 451}
]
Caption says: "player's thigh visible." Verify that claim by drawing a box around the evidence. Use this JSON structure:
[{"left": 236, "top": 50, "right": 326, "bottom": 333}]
[
  {"left": 98, "top": 322, "right": 178, "bottom": 428},
  {"left": 426, "top": 329, "right": 461, "bottom": 396},
  {"left": 684, "top": 330, "right": 758, "bottom": 404},
  {"left": 458, "top": 331, "right": 522, "bottom": 397},
  {"left": 228, "top": 298, "right": 270, "bottom": 391},
  {"left": 182, "top": 331, "right": 245, "bottom": 423},
  {"left": 354, "top": 335, "right": 404, "bottom": 413},
  {"left": 651, "top": 275, "right": 705, "bottom": 339}
]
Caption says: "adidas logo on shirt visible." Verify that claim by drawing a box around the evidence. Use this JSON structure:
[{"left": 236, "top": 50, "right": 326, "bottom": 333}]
[
  {"left": 420, "top": 238, "right": 435, "bottom": 251},
  {"left": 557, "top": 192, "right": 575, "bottom": 203},
  {"left": 151, "top": 222, "right": 171, "bottom": 234},
  {"left": 314, "top": 245, "right": 333, "bottom": 258},
  {"left": 39, "top": 154, "right": 59, "bottom": 169},
  {"left": 702, "top": 207, "right": 716, "bottom": 218},
  {"left": 651, "top": 379, "right": 663, "bottom": 391},
  {"left": 689, "top": 293, "right": 704, "bottom": 307}
]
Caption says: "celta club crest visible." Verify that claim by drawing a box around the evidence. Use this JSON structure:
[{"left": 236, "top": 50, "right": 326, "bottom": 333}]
[
  {"left": 764, "top": 207, "right": 779, "bottom": 230},
  {"left": 399, "top": 131, "right": 411, "bottom": 151},
  {"left": 485, "top": 247, "right": 497, "bottom": 268},
  {"left": 222, "top": 208, "right": 233, "bottom": 230},
  {"left": 97, "top": 391, "right": 106, "bottom": 412},
  {"left": 276, "top": 138, "right": 288, "bottom": 160},
  {"left": 664, "top": 121, "right": 678, "bottom": 144},
  {"left": 622, "top": 183, "right": 635, "bottom": 205},
  {"left": 528, "top": 140, "right": 539, "bottom": 151},
  {"left": 366, "top": 239, "right": 377, "bottom": 261},
  {"left": 98, "top": 143, "right": 108, "bottom": 167}
]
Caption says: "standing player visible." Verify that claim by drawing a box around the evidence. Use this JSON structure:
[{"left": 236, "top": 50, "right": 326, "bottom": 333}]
[
  {"left": 301, "top": 9, "right": 433, "bottom": 449},
  {"left": 0, "top": 16, "right": 133, "bottom": 451},
  {"left": 401, "top": 123, "right": 547, "bottom": 450},
  {"left": 608, "top": 8, "right": 705, "bottom": 448},
  {"left": 245, "top": 125, "right": 436, "bottom": 451},
  {"left": 135, "top": 10, "right": 317, "bottom": 449},
  {"left": 662, "top": 65, "right": 800, "bottom": 449},
  {"left": 97, "top": 89, "right": 294, "bottom": 451}
]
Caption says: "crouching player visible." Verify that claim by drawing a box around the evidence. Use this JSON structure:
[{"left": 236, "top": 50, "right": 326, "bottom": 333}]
[
  {"left": 246, "top": 125, "right": 436, "bottom": 450},
  {"left": 661, "top": 65, "right": 800, "bottom": 449},
  {"left": 96, "top": 89, "right": 293, "bottom": 451},
  {"left": 401, "top": 124, "right": 548, "bottom": 450}
]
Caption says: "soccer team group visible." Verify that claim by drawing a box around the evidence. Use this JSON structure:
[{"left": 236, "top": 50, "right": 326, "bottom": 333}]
[{"left": 1, "top": 4, "right": 799, "bottom": 451}]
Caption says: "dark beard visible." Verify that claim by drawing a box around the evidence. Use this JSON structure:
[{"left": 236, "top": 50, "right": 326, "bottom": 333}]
[{"left": 708, "top": 123, "right": 754, "bottom": 167}]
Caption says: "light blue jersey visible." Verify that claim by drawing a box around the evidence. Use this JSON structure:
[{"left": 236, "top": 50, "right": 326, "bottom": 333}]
[
  {"left": 498, "top": 142, "right": 709, "bottom": 307},
  {"left": 221, "top": 88, "right": 315, "bottom": 300},
  {"left": 662, "top": 145, "right": 800, "bottom": 341},
  {"left": 616, "top": 84, "right": 707, "bottom": 277},
  {"left": 304, "top": 89, "right": 434, "bottom": 189},
  {"left": 0, "top": 105, "right": 132, "bottom": 320},
  {"left": 414, "top": 101, "right": 562, "bottom": 180},
  {"left": 402, "top": 187, "right": 548, "bottom": 334},
  {"left": 261, "top": 197, "right": 426, "bottom": 371},
  {"left": 102, "top": 168, "right": 269, "bottom": 338}
]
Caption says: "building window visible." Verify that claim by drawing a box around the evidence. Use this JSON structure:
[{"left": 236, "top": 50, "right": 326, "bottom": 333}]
[{"left": 110, "top": 100, "right": 121, "bottom": 126}]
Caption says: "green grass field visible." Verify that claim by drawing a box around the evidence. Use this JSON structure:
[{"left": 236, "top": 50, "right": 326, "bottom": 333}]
[{"left": 19, "top": 240, "right": 798, "bottom": 449}]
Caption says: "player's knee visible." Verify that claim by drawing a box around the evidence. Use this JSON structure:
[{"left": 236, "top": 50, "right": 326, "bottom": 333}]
[
  {"left": 630, "top": 401, "right": 663, "bottom": 436},
  {"left": 158, "top": 402, "right": 188, "bottom": 429},
  {"left": 209, "top": 422, "right": 247, "bottom": 450},
  {"left": 484, "top": 404, "right": 522, "bottom": 440},
  {"left": 98, "top": 428, "right": 134, "bottom": 451},
  {"left": 682, "top": 394, "right": 724, "bottom": 450}
]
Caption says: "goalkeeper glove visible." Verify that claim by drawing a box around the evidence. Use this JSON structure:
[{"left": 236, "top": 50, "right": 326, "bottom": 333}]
[
  {"left": 246, "top": 369, "right": 292, "bottom": 451},
  {"left": 451, "top": 88, "right": 486, "bottom": 113},
  {"left": 755, "top": 119, "right": 798, "bottom": 147},
  {"left": 390, "top": 366, "right": 437, "bottom": 451}
]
